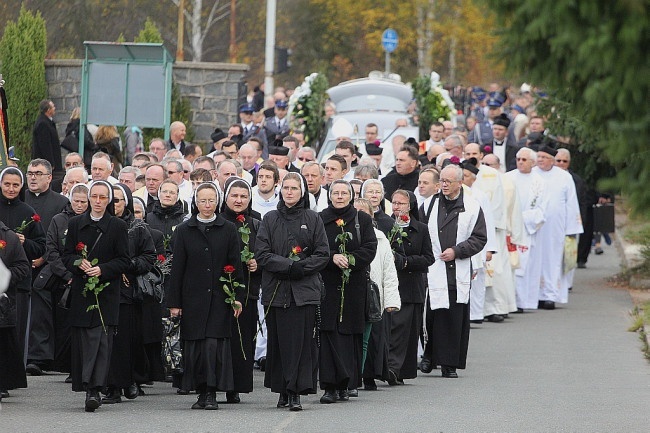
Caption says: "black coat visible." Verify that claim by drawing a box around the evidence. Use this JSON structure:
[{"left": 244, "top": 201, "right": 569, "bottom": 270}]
[
  {"left": 62, "top": 212, "right": 130, "bottom": 328},
  {"left": 32, "top": 113, "right": 63, "bottom": 172},
  {"left": 381, "top": 169, "right": 420, "bottom": 201},
  {"left": 256, "top": 204, "right": 330, "bottom": 308},
  {"left": 0, "top": 194, "right": 46, "bottom": 293},
  {"left": 43, "top": 206, "right": 76, "bottom": 286},
  {"left": 319, "top": 205, "right": 377, "bottom": 334},
  {"left": 0, "top": 222, "right": 31, "bottom": 328},
  {"left": 374, "top": 210, "right": 406, "bottom": 270},
  {"left": 167, "top": 214, "right": 244, "bottom": 340},
  {"left": 222, "top": 208, "right": 262, "bottom": 301},
  {"left": 25, "top": 188, "right": 69, "bottom": 234},
  {"left": 397, "top": 219, "right": 434, "bottom": 304},
  {"left": 120, "top": 211, "right": 156, "bottom": 304},
  {"left": 145, "top": 200, "right": 186, "bottom": 253}
]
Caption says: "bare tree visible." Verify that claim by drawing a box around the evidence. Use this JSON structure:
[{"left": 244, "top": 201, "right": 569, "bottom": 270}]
[
  {"left": 171, "top": 0, "right": 232, "bottom": 61},
  {"left": 417, "top": 0, "right": 436, "bottom": 76}
]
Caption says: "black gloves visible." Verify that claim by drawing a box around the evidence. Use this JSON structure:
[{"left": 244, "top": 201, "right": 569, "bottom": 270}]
[{"left": 289, "top": 261, "right": 305, "bottom": 280}]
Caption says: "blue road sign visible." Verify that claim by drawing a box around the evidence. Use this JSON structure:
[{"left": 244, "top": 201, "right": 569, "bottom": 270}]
[{"left": 382, "top": 28, "right": 398, "bottom": 53}]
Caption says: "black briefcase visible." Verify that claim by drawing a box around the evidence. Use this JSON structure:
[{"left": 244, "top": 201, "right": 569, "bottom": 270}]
[{"left": 593, "top": 204, "right": 615, "bottom": 233}]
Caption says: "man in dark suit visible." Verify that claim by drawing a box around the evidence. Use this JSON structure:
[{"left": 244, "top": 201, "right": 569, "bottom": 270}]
[
  {"left": 32, "top": 99, "right": 63, "bottom": 173},
  {"left": 265, "top": 100, "right": 291, "bottom": 145},
  {"left": 239, "top": 103, "right": 268, "bottom": 158},
  {"left": 167, "top": 121, "right": 189, "bottom": 154}
]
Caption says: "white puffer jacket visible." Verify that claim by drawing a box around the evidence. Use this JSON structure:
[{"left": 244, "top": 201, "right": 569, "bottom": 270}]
[{"left": 370, "top": 228, "right": 401, "bottom": 311}]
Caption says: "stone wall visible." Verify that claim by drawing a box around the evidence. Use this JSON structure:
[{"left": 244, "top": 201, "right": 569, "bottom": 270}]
[{"left": 45, "top": 59, "right": 248, "bottom": 144}]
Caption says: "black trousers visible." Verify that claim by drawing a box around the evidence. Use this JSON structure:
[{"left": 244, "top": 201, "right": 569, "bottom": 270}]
[
  {"left": 27, "top": 286, "right": 55, "bottom": 366},
  {"left": 423, "top": 290, "right": 470, "bottom": 369},
  {"left": 388, "top": 303, "right": 423, "bottom": 379}
]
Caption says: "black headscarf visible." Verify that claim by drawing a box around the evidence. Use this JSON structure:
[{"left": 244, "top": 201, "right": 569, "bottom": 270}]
[
  {"left": 113, "top": 182, "right": 134, "bottom": 221},
  {"left": 222, "top": 176, "right": 253, "bottom": 216},
  {"left": 191, "top": 181, "right": 221, "bottom": 216},
  {"left": 321, "top": 179, "right": 356, "bottom": 225}
]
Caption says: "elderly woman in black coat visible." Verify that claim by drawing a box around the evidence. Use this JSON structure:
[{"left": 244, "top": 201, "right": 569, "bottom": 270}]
[
  {"left": 102, "top": 183, "right": 156, "bottom": 404},
  {"left": 221, "top": 177, "right": 262, "bottom": 404},
  {"left": 387, "top": 190, "right": 434, "bottom": 384},
  {"left": 62, "top": 180, "right": 130, "bottom": 412},
  {"left": 168, "top": 182, "right": 244, "bottom": 411},
  {"left": 0, "top": 221, "right": 31, "bottom": 402},
  {"left": 318, "top": 179, "right": 377, "bottom": 404},
  {"left": 256, "top": 172, "right": 330, "bottom": 411},
  {"left": 45, "top": 183, "right": 89, "bottom": 378}
]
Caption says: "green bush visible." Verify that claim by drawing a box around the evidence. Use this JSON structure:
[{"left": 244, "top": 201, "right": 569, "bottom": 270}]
[{"left": 0, "top": 6, "right": 47, "bottom": 168}]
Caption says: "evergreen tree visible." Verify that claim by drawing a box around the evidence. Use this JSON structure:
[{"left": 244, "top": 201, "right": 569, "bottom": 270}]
[
  {"left": 0, "top": 6, "right": 48, "bottom": 167},
  {"left": 134, "top": 17, "right": 164, "bottom": 44},
  {"left": 490, "top": 0, "right": 650, "bottom": 213}
]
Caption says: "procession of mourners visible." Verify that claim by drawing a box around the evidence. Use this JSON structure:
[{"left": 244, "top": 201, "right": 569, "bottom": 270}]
[{"left": 3, "top": 80, "right": 607, "bottom": 413}]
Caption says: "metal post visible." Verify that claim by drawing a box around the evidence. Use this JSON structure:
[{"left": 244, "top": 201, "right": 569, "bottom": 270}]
[
  {"left": 385, "top": 51, "right": 391, "bottom": 76},
  {"left": 264, "top": 0, "right": 277, "bottom": 98}
]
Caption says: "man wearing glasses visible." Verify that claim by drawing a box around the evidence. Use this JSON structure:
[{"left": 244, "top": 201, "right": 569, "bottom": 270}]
[{"left": 24, "top": 158, "right": 69, "bottom": 377}]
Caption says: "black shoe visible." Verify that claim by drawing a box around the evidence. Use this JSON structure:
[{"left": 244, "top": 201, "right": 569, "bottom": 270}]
[
  {"left": 577, "top": 262, "right": 586, "bottom": 269},
  {"left": 258, "top": 356, "right": 266, "bottom": 372},
  {"left": 514, "top": 308, "right": 524, "bottom": 314},
  {"left": 101, "top": 388, "right": 122, "bottom": 404},
  {"left": 419, "top": 358, "right": 433, "bottom": 373},
  {"left": 137, "top": 385, "right": 145, "bottom": 396},
  {"left": 226, "top": 391, "right": 240, "bottom": 403},
  {"left": 397, "top": 378, "right": 404, "bottom": 385},
  {"left": 177, "top": 388, "right": 189, "bottom": 395},
  {"left": 387, "top": 370, "right": 399, "bottom": 386},
  {"left": 363, "top": 378, "right": 377, "bottom": 391},
  {"left": 204, "top": 392, "right": 218, "bottom": 410},
  {"left": 320, "top": 389, "right": 337, "bottom": 404},
  {"left": 0, "top": 389, "right": 9, "bottom": 398},
  {"left": 85, "top": 390, "right": 101, "bottom": 412},
  {"left": 26, "top": 363, "right": 43, "bottom": 376},
  {"left": 470, "top": 319, "right": 484, "bottom": 324},
  {"left": 64, "top": 374, "right": 72, "bottom": 384},
  {"left": 277, "top": 393, "right": 289, "bottom": 408},
  {"left": 594, "top": 247, "right": 604, "bottom": 255},
  {"left": 191, "top": 393, "right": 206, "bottom": 409},
  {"left": 347, "top": 388, "right": 358, "bottom": 397},
  {"left": 441, "top": 366, "right": 458, "bottom": 378},
  {"left": 337, "top": 389, "right": 349, "bottom": 401},
  {"left": 123, "top": 384, "right": 138, "bottom": 400},
  {"left": 485, "top": 314, "right": 505, "bottom": 323},
  {"left": 289, "top": 393, "right": 302, "bottom": 411},
  {"left": 540, "top": 301, "right": 555, "bottom": 310}
]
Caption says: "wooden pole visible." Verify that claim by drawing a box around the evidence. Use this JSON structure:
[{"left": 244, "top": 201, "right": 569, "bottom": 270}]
[{"left": 229, "top": 0, "right": 237, "bottom": 62}]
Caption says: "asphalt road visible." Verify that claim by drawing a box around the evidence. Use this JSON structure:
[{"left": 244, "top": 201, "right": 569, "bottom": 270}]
[{"left": 1, "top": 242, "right": 648, "bottom": 433}]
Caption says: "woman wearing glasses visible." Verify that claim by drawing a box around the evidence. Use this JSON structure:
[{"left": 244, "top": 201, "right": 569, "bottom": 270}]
[
  {"left": 62, "top": 180, "right": 130, "bottom": 412},
  {"left": 168, "top": 182, "right": 244, "bottom": 410}
]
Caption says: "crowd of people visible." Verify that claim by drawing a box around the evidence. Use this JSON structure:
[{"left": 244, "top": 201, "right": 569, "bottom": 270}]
[{"left": 0, "top": 83, "right": 605, "bottom": 413}]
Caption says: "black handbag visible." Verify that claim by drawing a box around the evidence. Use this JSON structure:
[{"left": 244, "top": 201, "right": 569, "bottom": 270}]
[
  {"left": 136, "top": 266, "right": 165, "bottom": 303},
  {"left": 353, "top": 213, "right": 382, "bottom": 323}
]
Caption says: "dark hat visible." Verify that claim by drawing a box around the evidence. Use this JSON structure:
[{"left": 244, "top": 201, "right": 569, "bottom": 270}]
[
  {"left": 7, "top": 146, "right": 19, "bottom": 161},
  {"left": 487, "top": 92, "right": 505, "bottom": 108},
  {"left": 268, "top": 146, "right": 289, "bottom": 156},
  {"left": 461, "top": 157, "right": 479, "bottom": 175},
  {"left": 273, "top": 138, "right": 284, "bottom": 147},
  {"left": 365, "top": 141, "right": 383, "bottom": 156},
  {"left": 493, "top": 113, "right": 511, "bottom": 129},
  {"left": 239, "top": 103, "right": 255, "bottom": 113},
  {"left": 210, "top": 128, "right": 227, "bottom": 143},
  {"left": 537, "top": 144, "right": 557, "bottom": 157},
  {"left": 275, "top": 99, "right": 288, "bottom": 109},
  {"left": 472, "top": 86, "right": 487, "bottom": 102}
]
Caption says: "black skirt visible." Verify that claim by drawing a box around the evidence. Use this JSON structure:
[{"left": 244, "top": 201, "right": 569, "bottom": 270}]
[
  {"left": 264, "top": 304, "right": 318, "bottom": 395},
  {"left": 0, "top": 327, "right": 28, "bottom": 390},
  {"left": 181, "top": 338, "right": 234, "bottom": 391},
  {"left": 362, "top": 314, "right": 390, "bottom": 381},
  {"left": 71, "top": 325, "right": 116, "bottom": 392},
  {"left": 231, "top": 297, "right": 258, "bottom": 393},
  {"left": 319, "top": 325, "right": 363, "bottom": 390},
  {"left": 107, "top": 304, "right": 147, "bottom": 389},
  {"left": 430, "top": 290, "right": 470, "bottom": 369},
  {"left": 388, "top": 303, "right": 423, "bottom": 379},
  {"left": 52, "top": 284, "right": 72, "bottom": 373}
]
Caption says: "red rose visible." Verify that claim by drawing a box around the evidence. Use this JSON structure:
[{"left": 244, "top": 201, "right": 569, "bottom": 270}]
[
  {"left": 292, "top": 245, "right": 302, "bottom": 255},
  {"left": 223, "top": 265, "right": 236, "bottom": 274},
  {"left": 0, "top": 240, "right": 6, "bottom": 249},
  {"left": 449, "top": 155, "right": 461, "bottom": 165},
  {"left": 236, "top": 214, "right": 246, "bottom": 223},
  {"left": 32, "top": 214, "right": 41, "bottom": 223},
  {"left": 76, "top": 242, "right": 85, "bottom": 252},
  {"left": 157, "top": 254, "right": 166, "bottom": 262},
  {"left": 400, "top": 214, "right": 409, "bottom": 222}
]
